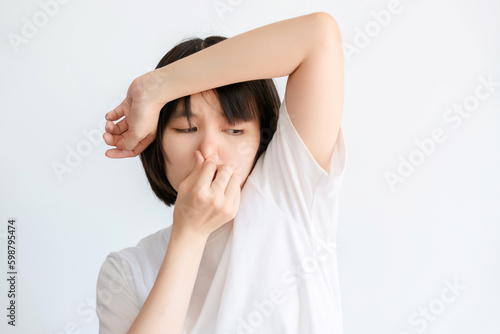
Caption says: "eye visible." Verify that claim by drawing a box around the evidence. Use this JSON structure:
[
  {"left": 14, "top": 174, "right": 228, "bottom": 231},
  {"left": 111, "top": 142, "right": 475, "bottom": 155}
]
[
  {"left": 174, "top": 127, "right": 197, "bottom": 133},
  {"left": 226, "top": 129, "right": 244, "bottom": 135},
  {"left": 174, "top": 128, "right": 244, "bottom": 135}
]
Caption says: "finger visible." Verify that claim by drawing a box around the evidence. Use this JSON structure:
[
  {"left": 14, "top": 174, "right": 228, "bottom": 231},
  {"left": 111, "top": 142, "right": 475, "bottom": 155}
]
[
  {"left": 102, "top": 131, "right": 136, "bottom": 151},
  {"left": 180, "top": 151, "right": 205, "bottom": 189},
  {"left": 191, "top": 150, "right": 205, "bottom": 173},
  {"left": 103, "top": 134, "right": 155, "bottom": 159},
  {"left": 130, "top": 134, "right": 156, "bottom": 156},
  {"left": 211, "top": 165, "right": 233, "bottom": 191},
  {"left": 225, "top": 173, "right": 242, "bottom": 209},
  {"left": 103, "top": 131, "right": 130, "bottom": 147},
  {"left": 103, "top": 132, "right": 121, "bottom": 146},
  {"left": 113, "top": 129, "right": 143, "bottom": 151},
  {"left": 196, "top": 155, "right": 219, "bottom": 188},
  {"left": 104, "top": 148, "right": 137, "bottom": 159},
  {"left": 105, "top": 118, "right": 129, "bottom": 135},
  {"left": 105, "top": 101, "right": 127, "bottom": 121}
]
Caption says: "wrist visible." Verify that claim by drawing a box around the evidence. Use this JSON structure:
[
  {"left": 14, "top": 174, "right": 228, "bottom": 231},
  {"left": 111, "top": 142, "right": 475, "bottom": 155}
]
[
  {"left": 137, "top": 69, "right": 173, "bottom": 110},
  {"left": 147, "top": 66, "right": 178, "bottom": 106},
  {"left": 171, "top": 219, "right": 209, "bottom": 245}
]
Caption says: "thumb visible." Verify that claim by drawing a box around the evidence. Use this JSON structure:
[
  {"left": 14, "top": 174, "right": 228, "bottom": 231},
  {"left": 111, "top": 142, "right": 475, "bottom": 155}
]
[
  {"left": 120, "top": 125, "right": 146, "bottom": 151},
  {"left": 192, "top": 150, "right": 204, "bottom": 172},
  {"left": 120, "top": 133, "right": 138, "bottom": 151}
]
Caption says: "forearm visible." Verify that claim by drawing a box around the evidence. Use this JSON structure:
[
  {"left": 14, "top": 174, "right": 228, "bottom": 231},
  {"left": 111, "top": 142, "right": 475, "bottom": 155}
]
[
  {"left": 153, "top": 12, "right": 338, "bottom": 103},
  {"left": 127, "top": 224, "right": 207, "bottom": 334}
]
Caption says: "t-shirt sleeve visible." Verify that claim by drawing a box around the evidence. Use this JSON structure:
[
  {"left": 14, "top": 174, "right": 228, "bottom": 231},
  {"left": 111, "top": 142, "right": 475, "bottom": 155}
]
[
  {"left": 249, "top": 99, "right": 346, "bottom": 235},
  {"left": 96, "top": 253, "right": 141, "bottom": 334}
]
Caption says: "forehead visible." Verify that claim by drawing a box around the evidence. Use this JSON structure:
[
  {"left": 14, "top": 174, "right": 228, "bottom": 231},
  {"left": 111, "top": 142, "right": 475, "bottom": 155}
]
[
  {"left": 171, "top": 106, "right": 225, "bottom": 120},
  {"left": 171, "top": 93, "right": 225, "bottom": 120},
  {"left": 169, "top": 90, "right": 260, "bottom": 127}
]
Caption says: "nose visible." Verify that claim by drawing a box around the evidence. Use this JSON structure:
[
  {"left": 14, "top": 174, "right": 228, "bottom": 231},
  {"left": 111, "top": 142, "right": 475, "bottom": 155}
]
[{"left": 198, "top": 129, "right": 221, "bottom": 161}]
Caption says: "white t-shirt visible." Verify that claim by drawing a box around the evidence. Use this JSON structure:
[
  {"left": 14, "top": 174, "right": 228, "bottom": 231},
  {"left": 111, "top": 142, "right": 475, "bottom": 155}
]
[{"left": 96, "top": 99, "right": 347, "bottom": 334}]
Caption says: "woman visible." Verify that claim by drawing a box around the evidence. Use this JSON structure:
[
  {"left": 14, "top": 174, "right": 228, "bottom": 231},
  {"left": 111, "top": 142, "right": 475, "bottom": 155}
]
[{"left": 97, "top": 11, "right": 346, "bottom": 334}]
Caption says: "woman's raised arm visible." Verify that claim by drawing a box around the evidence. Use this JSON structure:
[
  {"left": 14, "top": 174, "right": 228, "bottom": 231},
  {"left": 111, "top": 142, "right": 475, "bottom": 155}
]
[
  {"left": 104, "top": 12, "right": 343, "bottom": 163},
  {"left": 155, "top": 12, "right": 339, "bottom": 105}
]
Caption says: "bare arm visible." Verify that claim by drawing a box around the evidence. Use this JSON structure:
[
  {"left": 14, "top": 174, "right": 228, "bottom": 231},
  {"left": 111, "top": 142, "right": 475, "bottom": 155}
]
[
  {"left": 105, "top": 11, "right": 343, "bottom": 168},
  {"left": 126, "top": 223, "right": 207, "bottom": 334},
  {"left": 126, "top": 151, "right": 241, "bottom": 334},
  {"left": 155, "top": 11, "right": 338, "bottom": 104}
]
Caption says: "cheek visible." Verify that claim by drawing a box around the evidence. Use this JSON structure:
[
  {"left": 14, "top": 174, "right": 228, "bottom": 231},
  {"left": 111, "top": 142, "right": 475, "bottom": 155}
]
[
  {"left": 235, "top": 134, "right": 260, "bottom": 158},
  {"left": 163, "top": 148, "right": 189, "bottom": 193},
  {"left": 163, "top": 135, "right": 192, "bottom": 163},
  {"left": 231, "top": 136, "right": 260, "bottom": 174},
  {"left": 162, "top": 136, "right": 192, "bottom": 187}
]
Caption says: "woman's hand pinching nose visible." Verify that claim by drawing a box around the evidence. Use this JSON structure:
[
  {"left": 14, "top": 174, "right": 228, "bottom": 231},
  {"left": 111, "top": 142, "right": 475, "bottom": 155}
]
[{"left": 173, "top": 150, "right": 242, "bottom": 238}]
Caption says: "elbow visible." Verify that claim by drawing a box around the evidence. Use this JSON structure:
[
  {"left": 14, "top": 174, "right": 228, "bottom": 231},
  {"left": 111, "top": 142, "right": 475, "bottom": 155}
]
[{"left": 309, "top": 12, "right": 343, "bottom": 48}]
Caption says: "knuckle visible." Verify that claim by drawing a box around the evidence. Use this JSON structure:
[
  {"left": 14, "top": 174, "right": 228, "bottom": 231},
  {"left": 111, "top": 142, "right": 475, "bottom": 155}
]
[
  {"left": 211, "top": 195, "right": 225, "bottom": 211},
  {"left": 221, "top": 166, "right": 233, "bottom": 176},
  {"left": 221, "top": 203, "right": 234, "bottom": 217},
  {"left": 204, "top": 159, "right": 217, "bottom": 167},
  {"left": 192, "top": 187, "right": 209, "bottom": 205}
]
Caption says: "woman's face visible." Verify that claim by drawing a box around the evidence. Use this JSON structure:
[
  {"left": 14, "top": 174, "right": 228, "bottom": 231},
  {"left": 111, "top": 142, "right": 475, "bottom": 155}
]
[{"left": 162, "top": 90, "right": 261, "bottom": 192}]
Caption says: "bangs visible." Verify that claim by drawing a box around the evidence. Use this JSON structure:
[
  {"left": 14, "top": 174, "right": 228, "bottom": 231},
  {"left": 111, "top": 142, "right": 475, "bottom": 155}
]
[{"left": 176, "top": 82, "right": 260, "bottom": 129}]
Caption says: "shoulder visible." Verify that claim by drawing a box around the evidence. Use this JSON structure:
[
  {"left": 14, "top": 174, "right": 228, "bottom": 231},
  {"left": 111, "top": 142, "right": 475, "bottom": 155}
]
[
  {"left": 95, "top": 228, "right": 173, "bottom": 331},
  {"left": 98, "top": 226, "right": 173, "bottom": 290}
]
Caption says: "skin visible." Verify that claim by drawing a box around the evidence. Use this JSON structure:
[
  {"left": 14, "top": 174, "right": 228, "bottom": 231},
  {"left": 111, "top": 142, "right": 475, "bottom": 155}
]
[{"left": 162, "top": 89, "right": 261, "bottom": 192}]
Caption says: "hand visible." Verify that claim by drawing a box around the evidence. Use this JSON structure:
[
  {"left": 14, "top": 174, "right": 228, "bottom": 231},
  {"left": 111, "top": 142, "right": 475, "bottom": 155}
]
[
  {"left": 173, "top": 150, "right": 242, "bottom": 239},
  {"left": 103, "top": 73, "right": 165, "bottom": 158}
]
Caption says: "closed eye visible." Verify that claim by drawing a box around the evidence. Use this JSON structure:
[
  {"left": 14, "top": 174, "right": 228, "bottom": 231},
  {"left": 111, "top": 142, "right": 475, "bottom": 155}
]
[{"left": 174, "top": 128, "right": 197, "bottom": 133}]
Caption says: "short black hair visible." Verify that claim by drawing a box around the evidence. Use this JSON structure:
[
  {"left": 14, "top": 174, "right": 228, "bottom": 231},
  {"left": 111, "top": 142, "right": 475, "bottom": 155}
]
[{"left": 139, "top": 36, "right": 281, "bottom": 207}]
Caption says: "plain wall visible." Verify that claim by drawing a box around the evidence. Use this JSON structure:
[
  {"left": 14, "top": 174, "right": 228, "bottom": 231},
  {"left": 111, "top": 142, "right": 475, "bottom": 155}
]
[{"left": 0, "top": 0, "right": 499, "bottom": 333}]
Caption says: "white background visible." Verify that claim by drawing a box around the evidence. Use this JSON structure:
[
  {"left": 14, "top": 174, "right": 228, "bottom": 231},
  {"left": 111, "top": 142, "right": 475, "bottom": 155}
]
[{"left": 0, "top": 0, "right": 499, "bottom": 333}]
